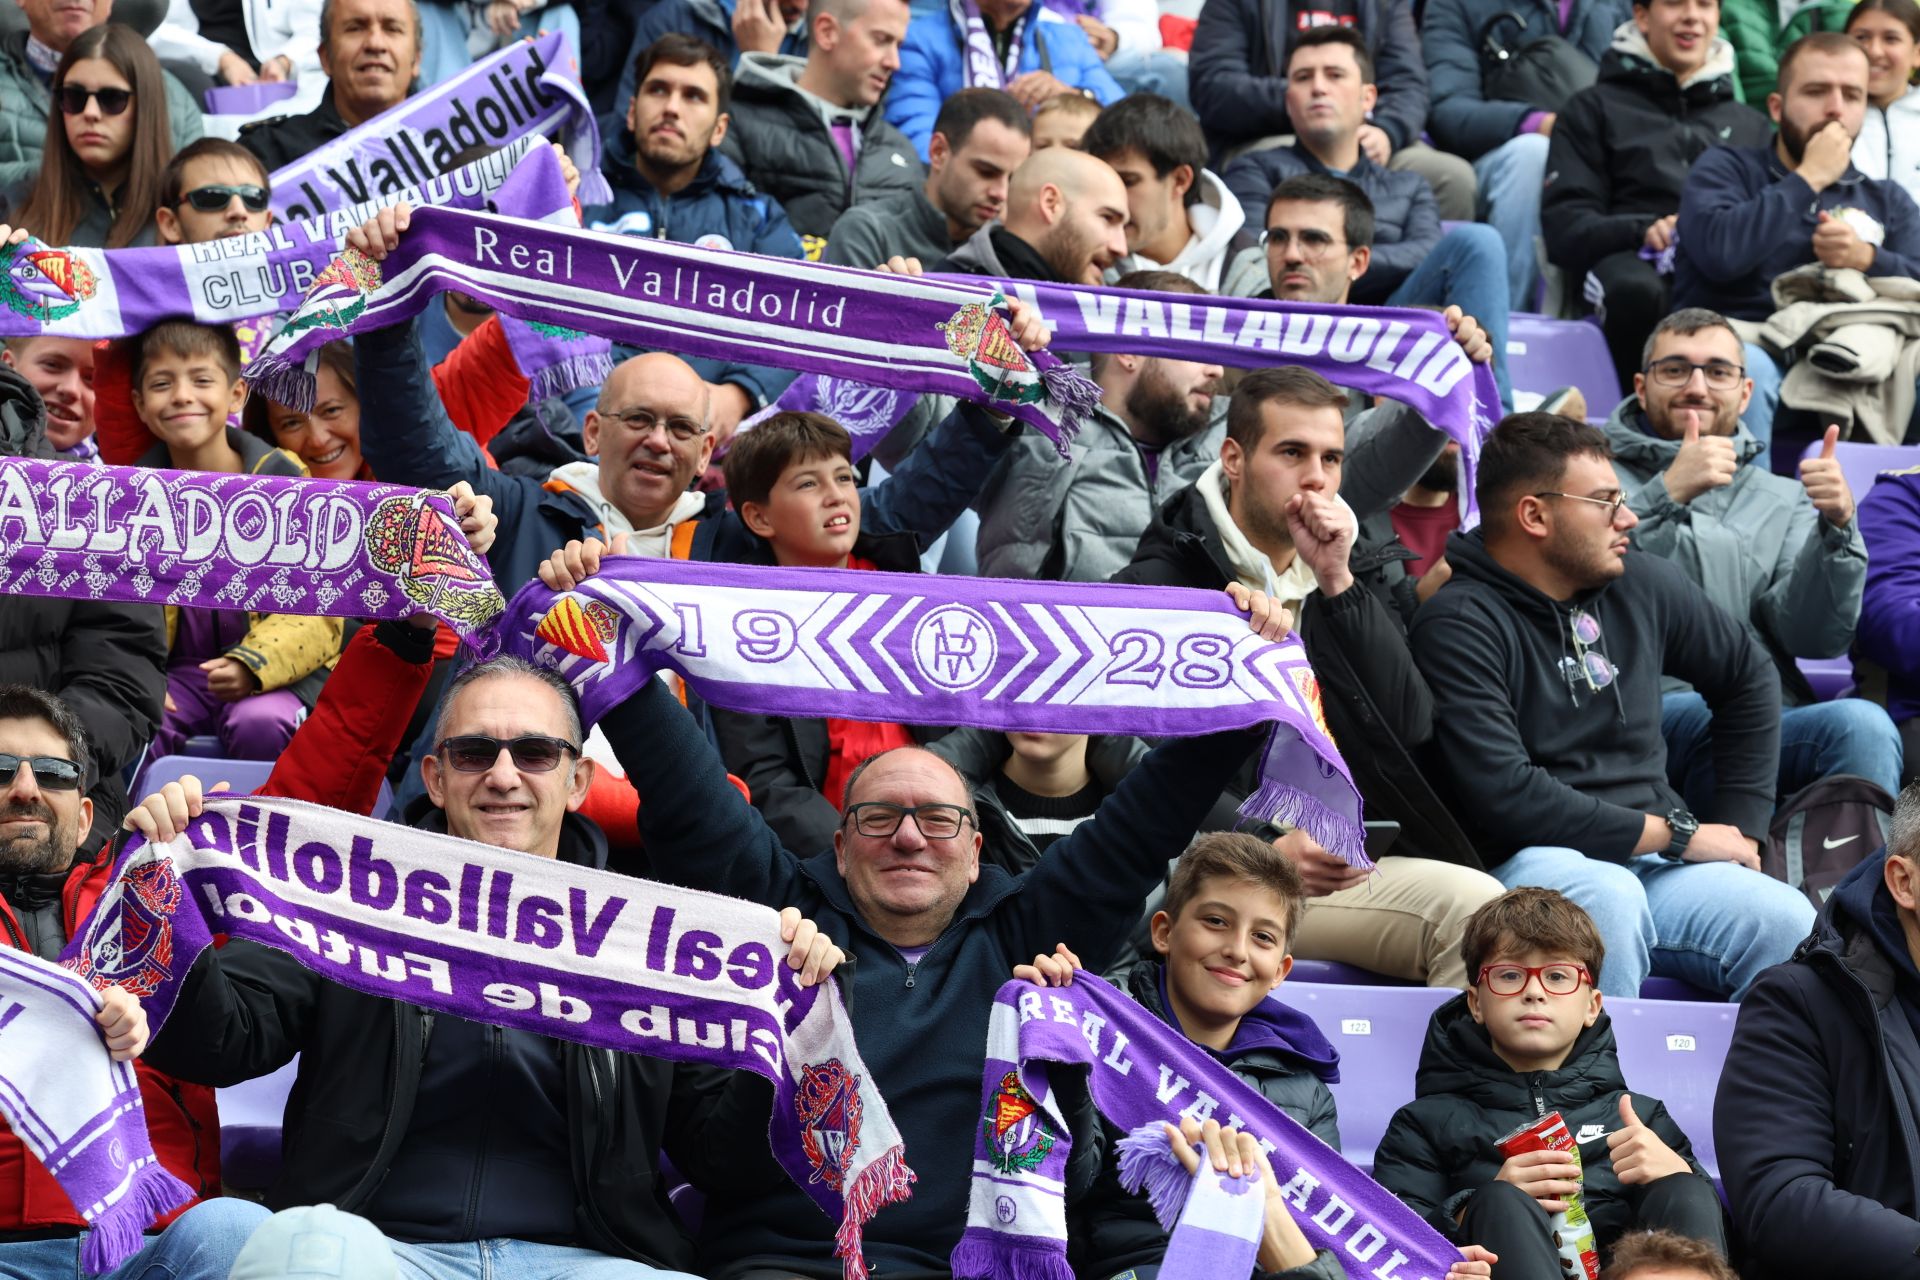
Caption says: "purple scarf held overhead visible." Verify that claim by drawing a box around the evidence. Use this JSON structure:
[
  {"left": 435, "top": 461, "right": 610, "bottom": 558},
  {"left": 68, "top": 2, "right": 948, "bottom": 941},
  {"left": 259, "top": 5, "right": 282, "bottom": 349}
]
[
  {"left": 0, "top": 458, "right": 505, "bottom": 645},
  {"left": 495, "top": 557, "right": 1367, "bottom": 865},
  {"left": 61, "top": 797, "right": 912, "bottom": 1280},
  {"left": 761, "top": 277, "right": 1503, "bottom": 525},
  {"left": 266, "top": 30, "right": 610, "bottom": 220},
  {"left": 955, "top": 975, "right": 1463, "bottom": 1280},
  {"left": 242, "top": 206, "right": 1104, "bottom": 449}
]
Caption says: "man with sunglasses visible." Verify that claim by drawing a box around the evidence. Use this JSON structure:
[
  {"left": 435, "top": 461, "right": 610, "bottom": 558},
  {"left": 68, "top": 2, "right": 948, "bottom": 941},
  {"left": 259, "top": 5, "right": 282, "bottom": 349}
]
[
  {"left": 153, "top": 137, "right": 272, "bottom": 246},
  {"left": 539, "top": 538, "right": 1293, "bottom": 1280},
  {"left": 0, "top": 0, "right": 205, "bottom": 190},
  {"left": 134, "top": 654, "right": 847, "bottom": 1279},
  {"left": 1603, "top": 308, "right": 1902, "bottom": 808},
  {"left": 1410, "top": 412, "right": 1816, "bottom": 1003},
  {"left": 0, "top": 685, "right": 260, "bottom": 1277}
]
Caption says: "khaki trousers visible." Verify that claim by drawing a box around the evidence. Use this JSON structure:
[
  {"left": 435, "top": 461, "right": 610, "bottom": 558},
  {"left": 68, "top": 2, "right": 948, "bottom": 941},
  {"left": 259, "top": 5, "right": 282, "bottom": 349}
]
[{"left": 1290, "top": 855, "right": 1506, "bottom": 988}]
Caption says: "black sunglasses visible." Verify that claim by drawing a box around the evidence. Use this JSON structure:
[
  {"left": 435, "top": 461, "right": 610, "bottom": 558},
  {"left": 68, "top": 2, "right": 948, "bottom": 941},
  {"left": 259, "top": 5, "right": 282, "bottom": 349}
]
[
  {"left": 179, "top": 184, "right": 270, "bottom": 213},
  {"left": 57, "top": 84, "right": 132, "bottom": 116},
  {"left": 0, "top": 753, "right": 83, "bottom": 791},
  {"left": 436, "top": 734, "right": 579, "bottom": 774}
]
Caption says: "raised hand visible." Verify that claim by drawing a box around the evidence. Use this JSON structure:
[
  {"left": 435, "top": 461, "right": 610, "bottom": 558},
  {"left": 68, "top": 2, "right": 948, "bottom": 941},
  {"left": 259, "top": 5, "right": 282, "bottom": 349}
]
[
  {"left": 1607, "top": 1095, "right": 1692, "bottom": 1185},
  {"left": 778, "top": 907, "right": 847, "bottom": 987},
  {"left": 95, "top": 986, "right": 149, "bottom": 1062},
  {"left": 1798, "top": 122, "right": 1855, "bottom": 192},
  {"left": 537, "top": 534, "right": 633, "bottom": 591},
  {"left": 1798, "top": 424, "right": 1855, "bottom": 526},
  {"left": 1225, "top": 583, "right": 1294, "bottom": 642},
  {"left": 732, "top": 0, "right": 787, "bottom": 55},
  {"left": 1013, "top": 943, "right": 1082, "bottom": 987},
  {"left": 1284, "top": 490, "right": 1356, "bottom": 597},
  {"left": 1442, "top": 306, "right": 1492, "bottom": 365},
  {"left": 1661, "top": 413, "right": 1737, "bottom": 504},
  {"left": 347, "top": 203, "right": 412, "bottom": 262}
]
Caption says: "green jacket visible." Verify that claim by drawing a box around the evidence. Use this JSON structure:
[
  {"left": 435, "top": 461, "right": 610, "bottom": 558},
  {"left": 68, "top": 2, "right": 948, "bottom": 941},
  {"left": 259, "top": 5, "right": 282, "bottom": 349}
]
[
  {"left": 0, "top": 29, "right": 204, "bottom": 193},
  {"left": 1722, "top": 0, "right": 1853, "bottom": 104}
]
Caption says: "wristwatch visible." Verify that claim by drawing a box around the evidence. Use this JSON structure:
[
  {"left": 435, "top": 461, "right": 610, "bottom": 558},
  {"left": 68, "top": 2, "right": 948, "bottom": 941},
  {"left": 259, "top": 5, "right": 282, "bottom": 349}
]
[{"left": 1660, "top": 808, "right": 1699, "bottom": 861}]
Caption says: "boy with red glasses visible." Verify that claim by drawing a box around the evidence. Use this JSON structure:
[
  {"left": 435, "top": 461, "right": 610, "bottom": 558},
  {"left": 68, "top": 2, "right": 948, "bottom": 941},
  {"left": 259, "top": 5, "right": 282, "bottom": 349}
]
[{"left": 1372, "top": 888, "right": 1727, "bottom": 1278}]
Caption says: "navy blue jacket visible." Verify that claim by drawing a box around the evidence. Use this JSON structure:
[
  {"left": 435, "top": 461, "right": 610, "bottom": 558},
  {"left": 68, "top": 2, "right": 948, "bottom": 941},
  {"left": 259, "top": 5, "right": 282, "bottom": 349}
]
[
  {"left": 1190, "top": 0, "right": 1428, "bottom": 153},
  {"left": 1676, "top": 142, "right": 1920, "bottom": 320},
  {"left": 1222, "top": 143, "right": 1441, "bottom": 304},
  {"left": 1714, "top": 850, "right": 1920, "bottom": 1279},
  {"left": 604, "top": 0, "right": 807, "bottom": 130},
  {"left": 352, "top": 318, "right": 1020, "bottom": 595},
  {"left": 1421, "top": 0, "right": 1628, "bottom": 161},
  {"left": 584, "top": 135, "right": 805, "bottom": 407},
  {"left": 608, "top": 675, "right": 1260, "bottom": 1280}
]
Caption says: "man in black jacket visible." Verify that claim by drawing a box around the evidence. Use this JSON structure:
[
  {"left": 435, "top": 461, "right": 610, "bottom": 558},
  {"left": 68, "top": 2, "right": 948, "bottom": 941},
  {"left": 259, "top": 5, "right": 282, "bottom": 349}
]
[
  {"left": 719, "top": 0, "right": 925, "bottom": 249},
  {"left": 1543, "top": 0, "right": 1771, "bottom": 384},
  {"left": 0, "top": 363, "right": 163, "bottom": 854},
  {"left": 1408, "top": 412, "right": 1815, "bottom": 1001},
  {"left": 141, "top": 655, "right": 836, "bottom": 1279},
  {"left": 1114, "top": 366, "right": 1506, "bottom": 987},
  {"left": 237, "top": 0, "right": 420, "bottom": 173},
  {"left": 1714, "top": 787, "right": 1920, "bottom": 1280}
]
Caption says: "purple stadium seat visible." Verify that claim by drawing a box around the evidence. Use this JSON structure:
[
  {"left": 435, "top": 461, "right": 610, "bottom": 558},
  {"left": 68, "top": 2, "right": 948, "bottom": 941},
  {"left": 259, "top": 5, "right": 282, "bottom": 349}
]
[
  {"left": 1799, "top": 439, "right": 1920, "bottom": 504},
  {"left": 216, "top": 1057, "right": 299, "bottom": 1190},
  {"left": 1637, "top": 975, "right": 1723, "bottom": 1003},
  {"left": 1288, "top": 959, "right": 1418, "bottom": 987},
  {"left": 1798, "top": 656, "right": 1856, "bottom": 702},
  {"left": 1607, "top": 997, "right": 1736, "bottom": 1183},
  {"left": 1507, "top": 316, "right": 1622, "bottom": 419},
  {"left": 134, "top": 755, "right": 397, "bottom": 819}
]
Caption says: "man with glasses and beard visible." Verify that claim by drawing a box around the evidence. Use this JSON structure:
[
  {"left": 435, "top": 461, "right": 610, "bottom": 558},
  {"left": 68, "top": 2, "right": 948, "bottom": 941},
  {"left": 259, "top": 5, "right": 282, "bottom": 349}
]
[
  {"left": 1603, "top": 308, "right": 1902, "bottom": 806},
  {"left": 1409, "top": 413, "right": 1816, "bottom": 1002},
  {"left": 974, "top": 270, "right": 1226, "bottom": 582}
]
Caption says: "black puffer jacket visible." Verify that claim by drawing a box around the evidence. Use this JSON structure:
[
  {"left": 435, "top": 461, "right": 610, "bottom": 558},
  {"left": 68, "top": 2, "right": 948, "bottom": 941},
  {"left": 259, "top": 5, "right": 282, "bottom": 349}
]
[
  {"left": 146, "top": 810, "right": 781, "bottom": 1265},
  {"left": 1543, "top": 29, "right": 1772, "bottom": 281},
  {"left": 1072, "top": 960, "right": 1344, "bottom": 1280},
  {"left": 1371, "top": 996, "right": 1709, "bottom": 1246},
  {"left": 0, "top": 365, "right": 165, "bottom": 852},
  {"left": 719, "top": 53, "right": 925, "bottom": 242}
]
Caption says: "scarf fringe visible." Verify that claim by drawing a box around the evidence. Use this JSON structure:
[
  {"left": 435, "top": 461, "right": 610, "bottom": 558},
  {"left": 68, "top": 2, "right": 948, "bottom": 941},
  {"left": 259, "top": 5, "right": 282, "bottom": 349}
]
[
  {"left": 241, "top": 354, "right": 317, "bottom": 415},
  {"left": 834, "top": 1143, "right": 916, "bottom": 1280},
  {"left": 79, "top": 1160, "right": 194, "bottom": 1275},
  {"left": 1039, "top": 364, "right": 1100, "bottom": 459},
  {"left": 1238, "top": 782, "right": 1370, "bottom": 870},
  {"left": 950, "top": 1228, "right": 1079, "bottom": 1280},
  {"left": 1115, "top": 1124, "right": 1193, "bottom": 1231},
  {"left": 528, "top": 350, "right": 616, "bottom": 404}
]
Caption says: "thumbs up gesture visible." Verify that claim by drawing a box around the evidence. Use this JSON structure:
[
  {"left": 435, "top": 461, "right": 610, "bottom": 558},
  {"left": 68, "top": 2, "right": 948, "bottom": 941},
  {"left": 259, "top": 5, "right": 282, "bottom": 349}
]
[
  {"left": 1798, "top": 424, "right": 1856, "bottom": 527},
  {"left": 1607, "top": 1095, "right": 1692, "bottom": 1186},
  {"left": 1661, "top": 409, "right": 1738, "bottom": 505}
]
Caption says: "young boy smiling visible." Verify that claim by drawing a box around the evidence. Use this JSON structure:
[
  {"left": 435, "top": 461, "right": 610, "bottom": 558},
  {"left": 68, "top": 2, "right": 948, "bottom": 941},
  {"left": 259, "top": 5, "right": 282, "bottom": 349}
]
[{"left": 1373, "top": 889, "right": 1727, "bottom": 1277}]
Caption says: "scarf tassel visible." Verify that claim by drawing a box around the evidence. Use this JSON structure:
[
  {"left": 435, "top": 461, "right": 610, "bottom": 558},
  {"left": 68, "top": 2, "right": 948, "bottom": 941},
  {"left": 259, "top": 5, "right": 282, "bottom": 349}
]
[
  {"left": 949, "top": 1227, "right": 1079, "bottom": 1280},
  {"left": 1038, "top": 363, "right": 1101, "bottom": 459},
  {"left": 79, "top": 1160, "right": 195, "bottom": 1275},
  {"left": 1115, "top": 1124, "right": 1194, "bottom": 1230},
  {"left": 833, "top": 1143, "right": 916, "bottom": 1280},
  {"left": 241, "top": 353, "right": 319, "bottom": 415},
  {"left": 1238, "top": 780, "right": 1370, "bottom": 871},
  {"left": 527, "top": 350, "right": 617, "bottom": 405}
]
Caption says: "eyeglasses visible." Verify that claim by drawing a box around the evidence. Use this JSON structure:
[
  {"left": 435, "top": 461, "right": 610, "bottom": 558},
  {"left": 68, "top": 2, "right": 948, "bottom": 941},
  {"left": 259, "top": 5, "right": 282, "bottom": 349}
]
[
  {"left": 600, "top": 406, "right": 707, "bottom": 444},
  {"left": 436, "top": 734, "right": 579, "bottom": 773},
  {"left": 1533, "top": 490, "right": 1629, "bottom": 523},
  {"left": 843, "top": 801, "right": 975, "bottom": 840},
  {"left": 0, "top": 753, "right": 83, "bottom": 791},
  {"left": 1259, "top": 226, "right": 1347, "bottom": 258},
  {"left": 1556, "top": 606, "right": 1618, "bottom": 704},
  {"left": 179, "top": 184, "right": 270, "bottom": 213},
  {"left": 1477, "top": 962, "right": 1593, "bottom": 997},
  {"left": 57, "top": 84, "right": 132, "bottom": 116},
  {"left": 1644, "top": 357, "right": 1745, "bottom": 390}
]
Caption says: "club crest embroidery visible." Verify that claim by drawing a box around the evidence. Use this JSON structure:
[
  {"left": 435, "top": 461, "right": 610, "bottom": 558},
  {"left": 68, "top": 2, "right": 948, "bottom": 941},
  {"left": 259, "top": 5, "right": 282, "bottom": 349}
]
[
  {"left": 983, "top": 1071, "right": 1055, "bottom": 1175},
  {"left": 69, "top": 856, "right": 181, "bottom": 997},
  {"left": 536, "top": 595, "right": 620, "bottom": 664},
  {"left": 1289, "top": 668, "right": 1334, "bottom": 744},
  {"left": 936, "top": 292, "right": 1046, "bottom": 409},
  {"left": 0, "top": 242, "right": 97, "bottom": 324},
  {"left": 364, "top": 492, "right": 504, "bottom": 632},
  {"left": 795, "top": 1060, "right": 863, "bottom": 1191},
  {"left": 281, "top": 248, "right": 382, "bottom": 338}
]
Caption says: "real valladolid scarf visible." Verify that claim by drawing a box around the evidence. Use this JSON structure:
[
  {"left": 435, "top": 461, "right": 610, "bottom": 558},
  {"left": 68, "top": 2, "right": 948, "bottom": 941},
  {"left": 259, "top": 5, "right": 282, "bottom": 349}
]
[
  {"left": 763, "top": 278, "right": 1503, "bottom": 524},
  {"left": 241, "top": 206, "right": 1106, "bottom": 448},
  {"left": 0, "top": 950, "right": 192, "bottom": 1274},
  {"left": 954, "top": 976, "right": 1462, "bottom": 1280},
  {"left": 58, "top": 797, "right": 910, "bottom": 1278},
  {"left": 496, "top": 557, "right": 1366, "bottom": 864},
  {"left": 950, "top": 0, "right": 1030, "bottom": 87}
]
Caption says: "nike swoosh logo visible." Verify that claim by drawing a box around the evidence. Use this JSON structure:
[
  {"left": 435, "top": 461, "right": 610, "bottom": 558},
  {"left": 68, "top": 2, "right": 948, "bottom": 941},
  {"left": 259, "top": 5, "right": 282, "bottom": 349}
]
[{"left": 1824, "top": 834, "right": 1860, "bottom": 849}]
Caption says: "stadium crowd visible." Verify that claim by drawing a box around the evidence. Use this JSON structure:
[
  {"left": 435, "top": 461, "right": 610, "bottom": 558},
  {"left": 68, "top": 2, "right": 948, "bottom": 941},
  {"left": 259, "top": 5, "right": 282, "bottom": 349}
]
[{"left": 0, "top": 0, "right": 1916, "bottom": 1272}]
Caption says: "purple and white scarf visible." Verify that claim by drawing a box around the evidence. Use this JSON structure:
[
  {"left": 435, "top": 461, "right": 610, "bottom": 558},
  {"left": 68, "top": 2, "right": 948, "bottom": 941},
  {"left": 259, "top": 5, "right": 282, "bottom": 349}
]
[
  {"left": 955, "top": 976, "right": 1462, "bottom": 1280},
  {"left": 59, "top": 797, "right": 910, "bottom": 1279},
  {"left": 497, "top": 558, "right": 1366, "bottom": 864},
  {"left": 760, "top": 278, "right": 1504, "bottom": 523},
  {"left": 951, "top": 0, "right": 1030, "bottom": 87},
  {"left": 267, "top": 30, "right": 610, "bottom": 220},
  {"left": 242, "top": 206, "right": 1104, "bottom": 447},
  {"left": 1115, "top": 1127, "right": 1266, "bottom": 1280},
  {"left": 0, "top": 458, "right": 506, "bottom": 645},
  {"left": 0, "top": 950, "right": 192, "bottom": 1275}
]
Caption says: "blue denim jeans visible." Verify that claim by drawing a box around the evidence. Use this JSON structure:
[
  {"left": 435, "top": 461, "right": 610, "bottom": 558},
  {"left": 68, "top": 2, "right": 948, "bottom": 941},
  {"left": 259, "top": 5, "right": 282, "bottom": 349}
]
[
  {"left": 0, "top": 1199, "right": 272, "bottom": 1280},
  {"left": 1104, "top": 47, "right": 1190, "bottom": 108},
  {"left": 1662, "top": 690, "right": 1906, "bottom": 802},
  {"left": 1487, "top": 845, "right": 1816, "bottom": 999},
  {"left": 387, "top": 1239, "right": 707, "bottom": 1279},
  {"left": 1743, "top": 342, "right": 1781, "bottom": 447},
  {"left": 1387, "top": 222, "right": 1515, "bottom": 411},
  {"left": 1472, "top": 132, "right": 1549, "bottom": 313}
]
